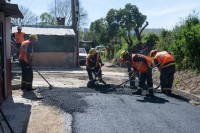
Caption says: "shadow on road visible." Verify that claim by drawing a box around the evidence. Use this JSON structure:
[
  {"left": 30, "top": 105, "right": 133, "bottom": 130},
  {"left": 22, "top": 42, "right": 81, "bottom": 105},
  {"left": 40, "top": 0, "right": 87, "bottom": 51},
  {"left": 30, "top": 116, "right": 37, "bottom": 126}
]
[{"left": 137, "top": 96, "right": 169, "bottom": 104}]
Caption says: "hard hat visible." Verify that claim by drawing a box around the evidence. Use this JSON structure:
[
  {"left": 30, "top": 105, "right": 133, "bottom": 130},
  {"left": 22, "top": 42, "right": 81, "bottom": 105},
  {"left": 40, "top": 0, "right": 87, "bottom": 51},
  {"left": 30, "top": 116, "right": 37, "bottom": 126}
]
[
  {"left": 17, "top": 25, "right": 22, "bottom": 30},
  {"left": 29, "top": 34, "right": 38, "bottom": 41},
  {"left": 150, "top": 50, "right": 157, "bottom": 59},
  {"left": 120, "top": 50, "right": 129, "bottom": 62},
  {"left": 89, "top": 48, "right": 96, "bottom": 55}
]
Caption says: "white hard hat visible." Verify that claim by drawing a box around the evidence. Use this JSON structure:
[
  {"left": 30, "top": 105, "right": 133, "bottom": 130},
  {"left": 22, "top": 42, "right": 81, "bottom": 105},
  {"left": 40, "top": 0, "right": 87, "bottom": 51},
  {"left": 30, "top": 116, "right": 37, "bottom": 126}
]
[{"left": 17, "top": 25, "right": 22, "bottom": 30}]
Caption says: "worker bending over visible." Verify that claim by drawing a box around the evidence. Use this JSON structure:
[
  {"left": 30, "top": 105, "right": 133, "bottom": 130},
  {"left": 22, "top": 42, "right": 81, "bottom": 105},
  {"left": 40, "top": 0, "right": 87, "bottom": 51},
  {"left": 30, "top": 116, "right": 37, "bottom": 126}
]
[
  {"left": 150, "top": 50, "right": 175, "bottom": 95},
  {"left": 86, "top": 48, "right": 106, "bottom": 86},
  {"left": 120, "top": 50, "right": 154, "bottom": 96},
  {"left": 19, "top": 34, "right": 38, "bottom": 91}
]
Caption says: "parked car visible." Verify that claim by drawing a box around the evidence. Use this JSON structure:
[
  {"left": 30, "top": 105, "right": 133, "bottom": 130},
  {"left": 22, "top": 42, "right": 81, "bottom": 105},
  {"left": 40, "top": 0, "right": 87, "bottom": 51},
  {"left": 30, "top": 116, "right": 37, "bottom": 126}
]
[
  {"left": 79, "top": 48, "right": 87, "bottom": 64},
  {"left": 95, "top": 46, "right": 106, "bottom": 52}
]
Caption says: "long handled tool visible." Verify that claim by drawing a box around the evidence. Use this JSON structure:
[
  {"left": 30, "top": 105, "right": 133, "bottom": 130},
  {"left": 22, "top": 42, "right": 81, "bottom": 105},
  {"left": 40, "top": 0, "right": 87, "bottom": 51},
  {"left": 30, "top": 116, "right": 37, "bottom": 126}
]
[
  {"left": 11, "top": 43, "right": 53, "bottom": 89},
  {"left": 0, "top": 108, "right": 14, "bottom": 133},
  {"left": 108, "top": 63, "right": 161, "bottom": 92}
]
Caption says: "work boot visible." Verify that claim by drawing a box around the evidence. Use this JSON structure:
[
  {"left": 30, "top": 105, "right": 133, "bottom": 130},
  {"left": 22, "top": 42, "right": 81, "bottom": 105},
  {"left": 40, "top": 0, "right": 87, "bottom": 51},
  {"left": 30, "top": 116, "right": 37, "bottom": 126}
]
[
  {"left": 26, "top": 84, "right": 36, "bottom": 91},
  {"left": 98, "top": 78, "right": 106, "bottom": 85},
  {"left": 167, "top": 88, "right": 172, "bottom": 95},
  {"left": 132, "top": 89, "right": 142, "bottom": 95},
  {"left": 146, "top": 89, "right": 154, "bottom": 97},
  {"left": 161, "top": 88, "right": 167, "bottom": 94}
]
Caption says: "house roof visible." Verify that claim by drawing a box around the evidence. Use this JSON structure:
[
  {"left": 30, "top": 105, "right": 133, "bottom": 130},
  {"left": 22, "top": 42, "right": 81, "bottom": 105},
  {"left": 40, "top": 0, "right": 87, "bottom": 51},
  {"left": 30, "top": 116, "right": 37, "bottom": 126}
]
[
  {"left": 0, "top": 0, "right": 23, "bottom": 19},
  {"left": 12, "top": 26, "right": 76, "bottom": 37}
]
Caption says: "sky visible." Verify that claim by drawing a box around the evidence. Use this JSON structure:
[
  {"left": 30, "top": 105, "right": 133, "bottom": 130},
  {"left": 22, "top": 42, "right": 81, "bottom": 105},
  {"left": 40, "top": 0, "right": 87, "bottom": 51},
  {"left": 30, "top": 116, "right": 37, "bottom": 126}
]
[{"left": 11, "top": 0, "right": 200, "bottom": 29}]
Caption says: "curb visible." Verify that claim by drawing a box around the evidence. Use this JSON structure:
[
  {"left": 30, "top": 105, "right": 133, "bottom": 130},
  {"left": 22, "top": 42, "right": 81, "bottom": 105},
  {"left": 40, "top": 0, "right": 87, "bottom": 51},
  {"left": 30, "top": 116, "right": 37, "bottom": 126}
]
[{"left": 153, "top": 81, "right": 200, "bottom": 103}]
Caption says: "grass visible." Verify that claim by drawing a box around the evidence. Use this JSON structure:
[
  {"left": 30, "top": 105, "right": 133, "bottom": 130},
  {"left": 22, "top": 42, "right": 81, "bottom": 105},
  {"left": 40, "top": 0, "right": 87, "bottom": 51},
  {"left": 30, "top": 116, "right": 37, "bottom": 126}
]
[
  {"left": 158, "top": 72, "right": 161, "bottom": 78},
  {"left": 175, "top": 79, "right": 181, "bottom": 84}
]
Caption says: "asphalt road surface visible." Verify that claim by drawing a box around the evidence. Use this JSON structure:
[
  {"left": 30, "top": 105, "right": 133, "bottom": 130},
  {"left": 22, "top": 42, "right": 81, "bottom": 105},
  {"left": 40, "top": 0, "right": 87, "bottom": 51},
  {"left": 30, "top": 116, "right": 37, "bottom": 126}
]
[{"left": 32, "top": 69, "right": 200, "bottom": 133}]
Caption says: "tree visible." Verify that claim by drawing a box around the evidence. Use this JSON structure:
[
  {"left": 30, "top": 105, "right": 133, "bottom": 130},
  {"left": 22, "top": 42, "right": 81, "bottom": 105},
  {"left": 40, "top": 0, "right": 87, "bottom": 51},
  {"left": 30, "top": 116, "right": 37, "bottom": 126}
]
[
  {"left": 106, "top": 3, "right": 148, "bottom": 46},
  {"left": 48, "top": 0, "right": 88, "bottom": 28},
  {"left": 91, "top": 18, "right": 118, "bottom": 59},
  {"left": 39, "top": 12, "right": 56, "bottom": 25},
  {"left": 11, "top": 5, "right": 38, "bottom": 25}
]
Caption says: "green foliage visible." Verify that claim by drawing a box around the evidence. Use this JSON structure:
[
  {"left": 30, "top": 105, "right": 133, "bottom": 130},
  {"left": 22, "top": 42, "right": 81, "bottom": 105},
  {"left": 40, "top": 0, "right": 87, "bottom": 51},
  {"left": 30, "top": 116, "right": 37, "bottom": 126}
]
[
  {"left": 158, "top": 72, "right": 161, "bottom": 78},
  {"left": 190, "top": 72, "right": 194, "bottom": 75},
  {"left": 195, "top": 68, "right": 200, "bottom": 74},
  {"left": 106, "top": 3, "right": 147, "bottom": 44},
  {"left": 154, "top": 11, "right": 200, "bottom": 71},
  {"left": 39, "top": 12, "right": 56, "bottom": 25},
  {"left": 145, "top": 33, "right": 159, "bottom": 45},
  {"left": 175, "top": 79, "right": 181, "bottom": 84}
]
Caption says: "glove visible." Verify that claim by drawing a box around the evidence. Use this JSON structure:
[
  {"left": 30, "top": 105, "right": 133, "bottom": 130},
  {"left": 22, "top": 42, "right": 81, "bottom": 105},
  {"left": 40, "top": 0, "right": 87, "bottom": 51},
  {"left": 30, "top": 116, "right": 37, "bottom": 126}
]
[
  {"left": 147, "top": 65, "right": 151, "bottom": 72},
  {"left": 130, "top": 75, "right": 135, "bottom": 80},
  {"left": 101, "top": 63, "right": 104, "bottom": 67}
]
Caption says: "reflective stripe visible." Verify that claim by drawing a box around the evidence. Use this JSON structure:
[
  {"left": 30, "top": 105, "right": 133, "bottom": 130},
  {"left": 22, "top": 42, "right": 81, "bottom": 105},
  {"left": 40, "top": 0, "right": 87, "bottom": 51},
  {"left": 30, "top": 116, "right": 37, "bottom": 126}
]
[
  {"left": 128, "top": 71, "right": 132, "bottom": 73},
  {"left": 148, "top": 87, "right": 154, "bottom": 90},
  {"left": 26, "top": 82, "right": 32, "bottom": 84},
  {"left": 156, "top": 53, "right": 168, "bottom": 64},
  {"left": 134, "top": 61, "right": 142, "bottom": 70},
  {"left": 137, "top": 87, "right": 143, "bottom": 90},
  {"left": 166, "top": 88, "right": 171, "bottom": 90},
  {"left": 21, "top": 81, "right": 26, "bottom": 83},
  {"left": 91, "top": 67, "right": 95, "bottom": 69},
  {"left": 162, "top": 63, "right": 175, "bottom": 68},
  {"left": 20, "top": 49, "right": 27, "bottom": 52}
]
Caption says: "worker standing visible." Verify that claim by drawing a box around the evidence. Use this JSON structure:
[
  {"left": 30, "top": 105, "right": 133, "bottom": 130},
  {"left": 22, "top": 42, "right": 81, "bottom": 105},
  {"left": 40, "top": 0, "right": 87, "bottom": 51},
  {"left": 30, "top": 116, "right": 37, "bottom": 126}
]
[
  {"left": 12, "top": 26, "right": 25, "bottom": 58},
  {"left": 120, "top": 50, "right": 154, "bottom": 96},
  {"left": 19, "top": 34, "right": 38, "bottom": 91},
  {"left": 150, "top": 50, "right": 175, "bottom": 95},
  {"left": 86, "top": 48, "right": 106, "bottom": 86}
]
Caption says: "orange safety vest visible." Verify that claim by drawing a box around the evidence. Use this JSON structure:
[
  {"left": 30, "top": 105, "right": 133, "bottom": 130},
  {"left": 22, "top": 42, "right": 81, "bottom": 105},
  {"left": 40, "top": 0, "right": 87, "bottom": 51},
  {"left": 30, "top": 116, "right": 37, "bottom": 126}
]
[
  {"left": 126, "top": 54, "right": 152, "bottom": 73},
  {"left": 96, "top": 50, "right": 100, "bottom": 58},
  {"left": 19, "top": 40, "right": 33, "bottom": 64},
  {"left": 85, "top": 54, "right": 99, "bottom": 69},
  {"left": 15, "top": 32, "right": 25, "bottom": 43},
  {"left": 154, "top": 51, "right": 175, "bottom": 67}
]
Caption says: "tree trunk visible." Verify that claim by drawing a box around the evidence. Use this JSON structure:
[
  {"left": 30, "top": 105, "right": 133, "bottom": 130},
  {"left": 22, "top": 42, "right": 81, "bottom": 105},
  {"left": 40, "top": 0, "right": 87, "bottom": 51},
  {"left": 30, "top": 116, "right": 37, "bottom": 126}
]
[
  {"left": 106, "top": 47, "right": 110, "bottom": 60},
  {"left": 134, "top": 29, "right": 141, "bottom": 41},
  {"left": 139, "top": 21, "right": 149, "bottom": 35},
  {"left": 111, "top": 49, "right": 114, "bottom": 59}
]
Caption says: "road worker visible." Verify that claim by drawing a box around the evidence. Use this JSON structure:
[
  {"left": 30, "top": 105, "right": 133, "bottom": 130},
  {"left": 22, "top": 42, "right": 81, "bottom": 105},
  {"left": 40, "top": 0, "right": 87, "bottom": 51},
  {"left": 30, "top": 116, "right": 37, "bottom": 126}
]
[
  {"left": 150, "top": 50, "right": 175, "bottom": 95},
  {"left": 86, "top": 48, "right": 106, "bottom": 87},
  {"left": 12, "top": 25, "right": 25, "bottom": 58},
  {"left": 19, "top": 34, "right": 38, "bottom": 91},
  {"left": 96, "top": 50, "right": 104, "bottom": 66},
  {"left": 120, "top": 50, "right": 154, "bottom": 96}
]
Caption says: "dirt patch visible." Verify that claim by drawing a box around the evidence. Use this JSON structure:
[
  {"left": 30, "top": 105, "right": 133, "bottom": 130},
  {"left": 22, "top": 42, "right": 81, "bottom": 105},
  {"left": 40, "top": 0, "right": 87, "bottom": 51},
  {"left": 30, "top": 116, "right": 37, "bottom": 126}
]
[{"left": 173, "top": 69, "right": 200, "bottom": 95}]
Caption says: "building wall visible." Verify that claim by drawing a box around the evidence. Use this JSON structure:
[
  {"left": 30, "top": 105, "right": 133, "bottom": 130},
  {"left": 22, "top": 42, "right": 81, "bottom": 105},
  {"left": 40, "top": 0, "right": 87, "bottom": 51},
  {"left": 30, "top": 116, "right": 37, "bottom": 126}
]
[
  {"left": 5, "top": 17, "right": 11, "bottom": 98},
  {"left": 33, "top": 52, "right": 75, "bottom": 67}
]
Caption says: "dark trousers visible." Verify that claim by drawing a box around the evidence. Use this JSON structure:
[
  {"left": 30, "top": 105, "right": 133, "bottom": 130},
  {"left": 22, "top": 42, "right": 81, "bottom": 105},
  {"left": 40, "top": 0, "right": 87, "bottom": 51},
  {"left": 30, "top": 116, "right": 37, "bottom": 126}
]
[
  {"left": 139, "top": 69, "right": 153, "bottom": 89},
  {"left": 160, "top": 65, "right": 175, "bottom": 89},
  {"left": 19, "top": 60, "right": 33, "bottom": 89},
  {"left": 86, "top": 65, "right": 102, "bottom": 80},
  {"left": 16, "top": 43, "right": 21, "bottom": 58}
]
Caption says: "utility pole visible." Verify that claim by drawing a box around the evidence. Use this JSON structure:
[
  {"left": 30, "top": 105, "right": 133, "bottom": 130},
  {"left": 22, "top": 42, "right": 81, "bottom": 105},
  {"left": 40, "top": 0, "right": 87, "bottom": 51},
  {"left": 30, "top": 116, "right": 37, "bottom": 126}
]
[{"left": 55, "top": 0, "right": 56, "bottom": 18}]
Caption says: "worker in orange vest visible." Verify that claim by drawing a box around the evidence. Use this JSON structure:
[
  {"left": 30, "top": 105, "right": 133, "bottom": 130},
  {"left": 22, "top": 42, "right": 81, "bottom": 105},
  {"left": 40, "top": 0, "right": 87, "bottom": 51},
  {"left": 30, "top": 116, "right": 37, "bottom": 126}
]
[
  {"left": 12, "top": 25, "right": 25, "bottom": 58},
  {"left": 150, "top": 50, "right": 175, "bottom": 95},
  {"left": 120, "top": 50, "right": 154, "bottom": 96},
  {"left": 86, "top": 48, "right": 106, "bottom": 87},
  {"left": 96, "top": 50, "right": 104, "bottom": 66},
  {"left": 19, "top": 34, "right": 38, "bottom": 91}
]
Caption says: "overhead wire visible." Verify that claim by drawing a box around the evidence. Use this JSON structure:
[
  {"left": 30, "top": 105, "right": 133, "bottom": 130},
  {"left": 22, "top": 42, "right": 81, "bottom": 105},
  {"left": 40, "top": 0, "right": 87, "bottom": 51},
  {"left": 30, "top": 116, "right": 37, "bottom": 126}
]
[{"left": 30, "top": 0, "right": 49, "bottom": 10}]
